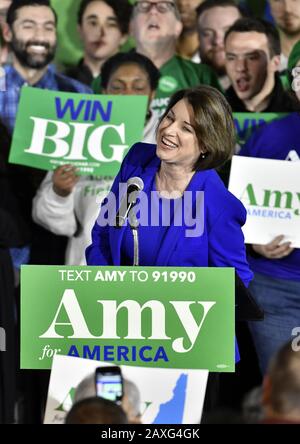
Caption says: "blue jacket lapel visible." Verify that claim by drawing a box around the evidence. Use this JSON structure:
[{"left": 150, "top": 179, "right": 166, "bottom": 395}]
[
  {"left": 109, "top": 159, "right": 160, "bottom": 266},
  {"left": 155, "top": 170, "right": 207, "bottom": 266}
]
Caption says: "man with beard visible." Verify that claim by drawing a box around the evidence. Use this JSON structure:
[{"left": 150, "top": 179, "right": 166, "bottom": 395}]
[
  {"left": 0, "top": 0, "right": 91, "bottom": 133},
  {"left": 224, "top": 17, "right": 299, "bottom": 113},
  {"left": 196, "top": 0, "right": 242, "bottom": 90},
  {"left": 269, "top": 0, "right": 300, "bottom": 71},
  {"left": 175, "top": 0, "right": 204, "bottom": 62},
  {"left": 0, "top": 0, "right": 92, "bottom": 266}
]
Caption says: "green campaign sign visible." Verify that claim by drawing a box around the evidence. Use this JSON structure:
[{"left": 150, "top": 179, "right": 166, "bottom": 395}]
[
  {"left": 9, "top": 87, "right": 147, "bottom": 176},
  {"left": 233, "top": 112, "right": 289, "bottom": 146},
  {"left": 21, "top": 266, "right": 235, "bottom": 372}
]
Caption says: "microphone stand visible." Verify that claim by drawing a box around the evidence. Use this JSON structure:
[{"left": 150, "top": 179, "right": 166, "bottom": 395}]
[{"left": 128, "top": 206, "right": 140, "bottom": 266}]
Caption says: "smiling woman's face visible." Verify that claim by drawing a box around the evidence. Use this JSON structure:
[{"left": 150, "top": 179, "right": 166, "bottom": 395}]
[{"left": 156, "top": 98, "right": 202, "bottom": 171}]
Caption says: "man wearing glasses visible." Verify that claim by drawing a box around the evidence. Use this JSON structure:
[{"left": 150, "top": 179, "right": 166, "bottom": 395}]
[{"left": 92, "top": 1, "right": 220, "bottom": 115}]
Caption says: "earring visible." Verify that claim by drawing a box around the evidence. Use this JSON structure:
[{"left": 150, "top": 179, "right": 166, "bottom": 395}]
[{"left": 200, "top": 152, "right": 206, "bottom": 159}]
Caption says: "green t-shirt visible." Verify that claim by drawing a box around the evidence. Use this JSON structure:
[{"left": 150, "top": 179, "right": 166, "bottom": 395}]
[
  {"left": 151, "top": 55, "right": 222, "bottom": 116},
  {"left": 93, "top": 54, "right": 222, "bottom": 116}
]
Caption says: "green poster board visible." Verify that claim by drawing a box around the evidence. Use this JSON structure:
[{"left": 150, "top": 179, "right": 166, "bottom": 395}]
[
  {"left": 21, "top": 266, "right": 235, "bottom": 371},
  {"left": 9, "top": 87, "right": 147, "bottom": 176}
]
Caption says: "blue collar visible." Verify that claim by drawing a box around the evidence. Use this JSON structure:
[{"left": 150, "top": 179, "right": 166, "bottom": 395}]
[{"left": 5, "top": 64, "right": 57, "bottom": 89}]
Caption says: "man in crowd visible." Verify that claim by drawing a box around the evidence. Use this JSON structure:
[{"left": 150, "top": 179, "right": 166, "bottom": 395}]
[
  {"left": 0, "top": 0, "right": 91, "bottom": 133},
  {"left": 196, "top": 0, "right": 242, "bottom": 90},
  {"left": 175, "top": 0, "right": 203, "bottom": 62},
  {"left": 224, "top": 17, "right": 299, "bottom": 112},
  {"left": 128, "top": 0, "right": 220, "bottom": 115},
  {"left": 269, "top": 0, "right": 300, "bottom": 70},
  {"left": 65, "top": 0, "right": 132, "bottom": 86}
]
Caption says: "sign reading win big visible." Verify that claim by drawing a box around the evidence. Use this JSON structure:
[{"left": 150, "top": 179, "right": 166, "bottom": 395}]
[
  {"left": 21, "top": 266, "right": 235, "bottom": 372},
  {"left": 9, "top": 87, "right": 148, "bottom": 176}
]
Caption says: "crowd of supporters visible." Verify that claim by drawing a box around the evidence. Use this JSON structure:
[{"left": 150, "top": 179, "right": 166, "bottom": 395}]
[{"left": 1, "top": 0, "right": 300, "bottom": 424}]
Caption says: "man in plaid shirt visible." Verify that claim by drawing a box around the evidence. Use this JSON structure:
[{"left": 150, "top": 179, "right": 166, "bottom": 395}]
[{"left": 0, "top": 0, "right": 92, "bottom": 134}]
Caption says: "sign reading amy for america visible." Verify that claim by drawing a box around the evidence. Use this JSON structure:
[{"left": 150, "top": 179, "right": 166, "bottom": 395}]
[
  {"left": 229, "top": 156, "right": 300, "bottom": 247},
  {"left": 21, "top": 266, "right": 235, "bottom": 372},
  {"left": 9, "top": 87, "right": 147, "bottom": 176}
]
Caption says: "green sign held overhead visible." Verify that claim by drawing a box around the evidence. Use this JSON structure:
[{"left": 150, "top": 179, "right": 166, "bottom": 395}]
[
  {"left": 9, "top": 87, "right": 148, "bottom": 176},
  {"left": 21, "top": 266, "right": 235, "bottom": 372}
]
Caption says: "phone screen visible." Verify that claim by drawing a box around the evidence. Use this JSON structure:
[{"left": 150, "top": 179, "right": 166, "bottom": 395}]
[{"left": 95, "top": 370, "right": 123, "bottom": 402}]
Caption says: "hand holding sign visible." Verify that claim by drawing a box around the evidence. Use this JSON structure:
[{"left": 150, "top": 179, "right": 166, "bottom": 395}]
[
  {"left": 228, "top": 156, "right": 300, "bottom": 248},
  {"left": 53, "top": 165, "right": 79, "bottom": 197},
  {"left": 252, "top": 235, "right": 294, "bottom": 259}
]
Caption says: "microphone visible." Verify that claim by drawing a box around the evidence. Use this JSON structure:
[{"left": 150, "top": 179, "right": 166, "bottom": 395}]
[{"left": 115, "top": 177, "right": 144, "bottom": 228}]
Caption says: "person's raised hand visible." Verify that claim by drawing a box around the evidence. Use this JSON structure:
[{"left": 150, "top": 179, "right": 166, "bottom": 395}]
[
  {"left": 52, "top": 165, "right": 79, "bottom": 197},
  {"left": 252, "top": 235, "right": 294, "bottom": 259}
]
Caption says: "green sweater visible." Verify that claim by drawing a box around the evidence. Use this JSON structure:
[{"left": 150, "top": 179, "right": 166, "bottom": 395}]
[{"left": 151, "top": 55, "right": 222, "bottom": 115}]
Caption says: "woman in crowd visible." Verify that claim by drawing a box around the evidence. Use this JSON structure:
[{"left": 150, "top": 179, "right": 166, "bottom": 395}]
[
  {"left": 85, "top": 86, "right": 255, "bottom": 410},
  {"left": 86, "top": 85, "right": 252, "bottom": 283}
]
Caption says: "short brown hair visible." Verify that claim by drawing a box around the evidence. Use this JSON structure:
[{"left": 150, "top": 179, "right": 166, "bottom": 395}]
[
  {"left": 158, "top": 86, "right": 235, "bottom": 171},
  {"left": 224, "top": 18, "right": 281, "bottom": 57}
]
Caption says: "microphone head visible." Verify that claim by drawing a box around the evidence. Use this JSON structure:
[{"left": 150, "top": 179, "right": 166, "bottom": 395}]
[{"left": 127, "top": 176, "right": 144, "bottom": 191}]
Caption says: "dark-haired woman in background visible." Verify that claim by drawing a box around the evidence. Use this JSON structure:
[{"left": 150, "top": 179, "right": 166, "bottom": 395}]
[
  {"left": 87, "top": 85, "right": 252, "bottom": 284},
  {"left": 86, "top": 85, "right": 254, "bottom": 412},
  {"left": 65, "top": 0, "right": 133, "bottom": 86}
]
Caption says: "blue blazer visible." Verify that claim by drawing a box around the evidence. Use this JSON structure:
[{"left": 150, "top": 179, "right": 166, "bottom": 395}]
[{"left": 86, "top": 143, "right": 253, "bottom": 287}]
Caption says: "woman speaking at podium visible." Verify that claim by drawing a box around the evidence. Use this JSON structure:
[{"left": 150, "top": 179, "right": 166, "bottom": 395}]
[
  {"left": 86, "top": 85, "right": 254, "bottom": 412},
  {"left": 86, "top": 85, "right": 252, "bottom": 289}
]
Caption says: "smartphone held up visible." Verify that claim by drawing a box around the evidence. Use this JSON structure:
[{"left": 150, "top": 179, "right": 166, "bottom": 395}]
[{"left": 95, "top": 366, "right": 123, "bottom": 404}]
